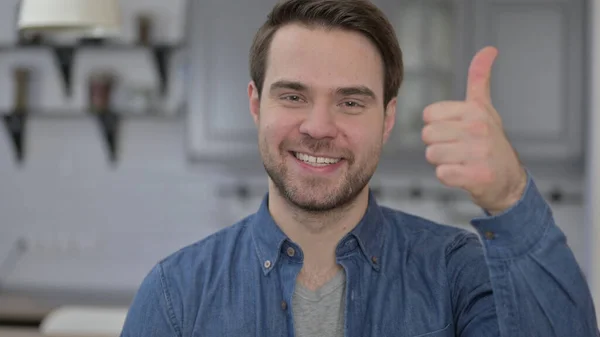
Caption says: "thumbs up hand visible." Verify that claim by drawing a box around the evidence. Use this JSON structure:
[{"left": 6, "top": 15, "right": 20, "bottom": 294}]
[{"left": 421, "top": 46, "right": 527, "bottom": 215}]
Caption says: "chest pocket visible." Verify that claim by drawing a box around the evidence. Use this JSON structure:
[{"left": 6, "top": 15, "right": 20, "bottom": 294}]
[{"left": 410, "top": 322, "right": 453, "bottom": 337}]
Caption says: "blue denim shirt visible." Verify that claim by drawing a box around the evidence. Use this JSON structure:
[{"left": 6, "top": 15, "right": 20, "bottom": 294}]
[{"left": 120, "top": 175, "right": 599, "bottom": 337}]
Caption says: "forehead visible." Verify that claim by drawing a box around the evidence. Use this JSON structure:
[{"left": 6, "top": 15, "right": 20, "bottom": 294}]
[{"left": 264, "top": 24, "right": 384, "bottom": 96}]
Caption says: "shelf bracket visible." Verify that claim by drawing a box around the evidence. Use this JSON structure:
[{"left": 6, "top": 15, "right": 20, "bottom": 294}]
[
  {"left": 53, "top": 46, "right": 76, "bottom": 97},
  {"left": 2, "top": 112, "right": 27, "bottom": 164},
  {"left": 152, "top": 45, "right": 172, "bottom": 96},
  {"left": 96, "top": 112, "right": 120, "bottom": 164}
]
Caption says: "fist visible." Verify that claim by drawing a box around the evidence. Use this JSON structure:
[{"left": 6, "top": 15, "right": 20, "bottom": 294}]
[{"left": 421, "top": 46, "right": 527, "bottom": 215}]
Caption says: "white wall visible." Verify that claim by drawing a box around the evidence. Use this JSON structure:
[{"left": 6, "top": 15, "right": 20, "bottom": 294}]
[
  {"left": 0, "top": 0, "right": 591, "bottom": 305},
  {"left": 0, "top": 0, "right": 233, "bottom": 295}
]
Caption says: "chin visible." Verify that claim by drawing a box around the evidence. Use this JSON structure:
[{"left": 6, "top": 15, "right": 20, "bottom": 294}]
[
  {"left": 279, "top": 177, "right": 366, "bottom": 213},
  {"left": 286, "top": 188, "right": 343, "bottom": 212}
]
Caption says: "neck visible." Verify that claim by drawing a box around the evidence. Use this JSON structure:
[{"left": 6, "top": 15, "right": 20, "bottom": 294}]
[{"left": 268, "top": 182, "right": 370, "bottom": 273}]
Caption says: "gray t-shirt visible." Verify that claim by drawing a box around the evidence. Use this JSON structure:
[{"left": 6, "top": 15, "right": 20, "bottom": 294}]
[{"left": 292, "top": 270, "right": 346, "bottom": 337}]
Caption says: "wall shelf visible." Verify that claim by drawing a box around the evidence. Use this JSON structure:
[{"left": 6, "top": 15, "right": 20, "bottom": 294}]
[
  {"left": 0, "top": 109, "right": 184, "bottom": 165},
  {"left": 0, "top": 42, "right": 182, "bottom": 97},
  {"left": 0, "top": 38, "right": 184, "bottom": 165}
]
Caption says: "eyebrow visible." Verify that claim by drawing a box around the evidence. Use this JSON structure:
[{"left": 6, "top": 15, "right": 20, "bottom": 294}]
[
  {"left": 269, "top": 80, "right": 377, "bottom": 100},
  {"left": 336, "top": 86, "right": 376, "bottom": 100},
  {"left": 269, "top": 80, "right": 308, "bottom": 92}
]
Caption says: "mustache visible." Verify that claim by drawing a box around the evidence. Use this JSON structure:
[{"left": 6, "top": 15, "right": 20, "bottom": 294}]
[{"left": 282, "top": 136, "right": 354, "bottom": 162}]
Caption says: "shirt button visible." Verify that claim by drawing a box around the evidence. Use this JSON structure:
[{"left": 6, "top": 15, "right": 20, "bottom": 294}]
[
  {"left": 484, "top": 231, "right": 495, "bottom": 240},
  {"left": 264, "top": 260, "right": 272, "bottom": 269},
  {"left": 371, "top": 256, "right": 378, "bottom": 264},
  {"left": 286, "top": 247, "right": 295, "bottom": 257},
  {"left": 281, "top": 301, "right": 288, "bottom": 311}
]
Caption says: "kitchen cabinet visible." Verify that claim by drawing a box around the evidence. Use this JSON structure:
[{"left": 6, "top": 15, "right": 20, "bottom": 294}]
[
  {"left": 376, "top": 0, "right": 468, "bottom": 173},
  {"left": 471, "top": 0, "right": 585, "bottom": 162},
  {"left": 185, "top": 0, "right": 465, "bottom": 172},
  {"left": 185, "top": 0, "right": 275, "bottom": 171},
  {"left": 185, "top": 0, "right": 586, "bottom": 172}
]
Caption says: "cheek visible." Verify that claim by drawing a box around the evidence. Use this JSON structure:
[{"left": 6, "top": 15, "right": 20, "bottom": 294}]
[
  {"left": 340, "top": 119, "right": 383, "bottom": 150},
  {"left": 260, "top": 118, "right": 293, "bottom": 148},
  {"left": 261, "top": 112, "right": 301, "bottom": 139},
  {"left": 353, "top": 133, "right": 378, "bottom": 154}
]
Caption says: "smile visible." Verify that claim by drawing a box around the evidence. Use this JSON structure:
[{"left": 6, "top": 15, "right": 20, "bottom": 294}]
[{"left": 293, "top": 152, "right": 341, "bottom": 167}]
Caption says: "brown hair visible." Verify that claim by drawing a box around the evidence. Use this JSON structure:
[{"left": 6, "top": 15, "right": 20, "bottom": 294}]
[{"left": 249, "top": 0, "right": 403, "bottom": 107}]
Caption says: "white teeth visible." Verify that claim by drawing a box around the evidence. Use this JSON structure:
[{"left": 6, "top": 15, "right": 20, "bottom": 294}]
[{"left": 294, "top": 152, "right": 340, "bottom": 166}]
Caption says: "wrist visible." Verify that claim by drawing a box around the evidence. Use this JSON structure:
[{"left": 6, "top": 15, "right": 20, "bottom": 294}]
[{"left": 487, "top": 168, "right": 528, "bottom": 215}]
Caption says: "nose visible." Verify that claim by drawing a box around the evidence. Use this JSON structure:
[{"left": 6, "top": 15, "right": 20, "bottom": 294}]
[{"left": 298, "top": 104, "right": 338, "bottom": 139}]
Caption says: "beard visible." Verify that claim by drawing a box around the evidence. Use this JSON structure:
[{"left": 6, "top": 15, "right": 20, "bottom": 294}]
[{"left": 260, "top": 134, "right": 381, "bottom": 213}]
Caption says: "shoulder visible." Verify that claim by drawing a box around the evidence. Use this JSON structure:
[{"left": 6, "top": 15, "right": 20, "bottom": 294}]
[
  {"left": 377, "top": 205, "right": 489, "bottom": 290},
  {"left": 125, "top": 215, "right": 257, "bottom": 335},
  {"left": 158, "top": 213, "right": 256, "bottom": 274},
  {"left": 135, "top": 214, "right": 257, "bottom": 319},
  {"left": 379, "top": 205, "right": 483, "bottom": 256}
]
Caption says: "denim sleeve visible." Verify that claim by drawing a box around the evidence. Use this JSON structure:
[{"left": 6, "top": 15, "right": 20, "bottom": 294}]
[
  {"left": 467, "top": 173, "right": 599, "bottom": 337},
  {"left": 120, "top": 263, "right": 182, "bottom": 337},
  {"left": 446, "top": 230, "right": 500, "bottom": 336}
]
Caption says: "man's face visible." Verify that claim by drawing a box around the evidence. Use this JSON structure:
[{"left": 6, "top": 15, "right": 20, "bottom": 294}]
[{"left": 249, "top": 24, "right": 396, "bottom": 212}]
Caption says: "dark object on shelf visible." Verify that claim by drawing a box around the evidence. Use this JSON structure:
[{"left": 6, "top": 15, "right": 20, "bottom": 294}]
[
  {"left": 96, "top": 111, "right": 120, "bottom": 163},
  {"left": 153, "top": 45, "right": 172, "bottom": 95},
  {"left": 133, "top": 13, "right": 171, "bottom": 95},
  {"left": 3, "top": 112, "right": 27, "bottom": 163},
  {"left": 14, "top": 68, "right": 31, "bottom": 111},
  {"left": 409, "top": 187, "right": 422, "bottom": 199},
  {"left": 549, "top": 188, "right": 563, "bottom": 203},
  {"left": 88, "top": 71, "right": 116, "bottom": 113},
  {"left": 3, "top": 68, "right": 32, "bottom": 163},
  {"left": 137, "top": 14, "right": 153, "bottom": 45},
  {"left": 53, "top": 46, "right": 75, "bottom": 97},
  {"left": 89, "top": 71, "right": 120, "bottom": 163},
  {"left": 18, "top": 32, "right": 43, "bottom": 45},
  {"left": 236, "top": 184, "right": 250, "bottom": 200}
]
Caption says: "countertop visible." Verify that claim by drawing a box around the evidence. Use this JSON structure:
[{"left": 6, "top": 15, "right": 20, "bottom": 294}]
[
  {"left": 0, "top": 293, "right": 53, "bottom": 322},
  {"left": 0, "top": 291, "right": 129, "bottom": 337},
  {"left": 0, "top": 327, "right": 47, "bottom": 337}
]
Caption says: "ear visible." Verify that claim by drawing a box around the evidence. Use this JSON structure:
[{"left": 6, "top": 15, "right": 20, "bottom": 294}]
[
  {"left": 382, "top": 97, "right": 396, "bottom": 144},
  {"left": 248, "top": 81, "right": 260, "bottom": 127}
]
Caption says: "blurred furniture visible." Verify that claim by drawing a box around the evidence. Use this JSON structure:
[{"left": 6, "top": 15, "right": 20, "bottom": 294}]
[{"left": 38, "top": 306, "right": 128, "bottom": 337}]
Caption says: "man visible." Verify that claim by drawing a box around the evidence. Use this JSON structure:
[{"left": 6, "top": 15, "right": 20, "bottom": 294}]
[{"left": 120, "top": 0, "right": 599, "bottom": 336}]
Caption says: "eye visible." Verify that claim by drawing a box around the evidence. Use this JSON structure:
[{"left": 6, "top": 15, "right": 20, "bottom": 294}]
[
  {"left": 282, "top": 95, "right": 303, "bottom": 102},
  {"left": 342, "top": 101, "right": 364, "bottom": 108}
]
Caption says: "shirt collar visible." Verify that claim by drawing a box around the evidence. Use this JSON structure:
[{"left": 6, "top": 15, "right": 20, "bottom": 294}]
[
  {"left": 250, "top": 189, "right": 387, "bottom": 275},
  {"left": 250, "top": 195, "right": 289, "bottom": 275},
  {"left": 342, "top": 190, "right": 387, "bottom": 271}
]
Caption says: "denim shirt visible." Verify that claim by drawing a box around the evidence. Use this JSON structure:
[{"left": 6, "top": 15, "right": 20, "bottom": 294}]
[{"left": 120, "top": 175, "right": 599, "bottom": 337}]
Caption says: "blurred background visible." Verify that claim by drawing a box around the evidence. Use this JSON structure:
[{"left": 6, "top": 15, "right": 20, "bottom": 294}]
[{"left": 0, "top": 0, "right": 599, "bottom": 335}]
